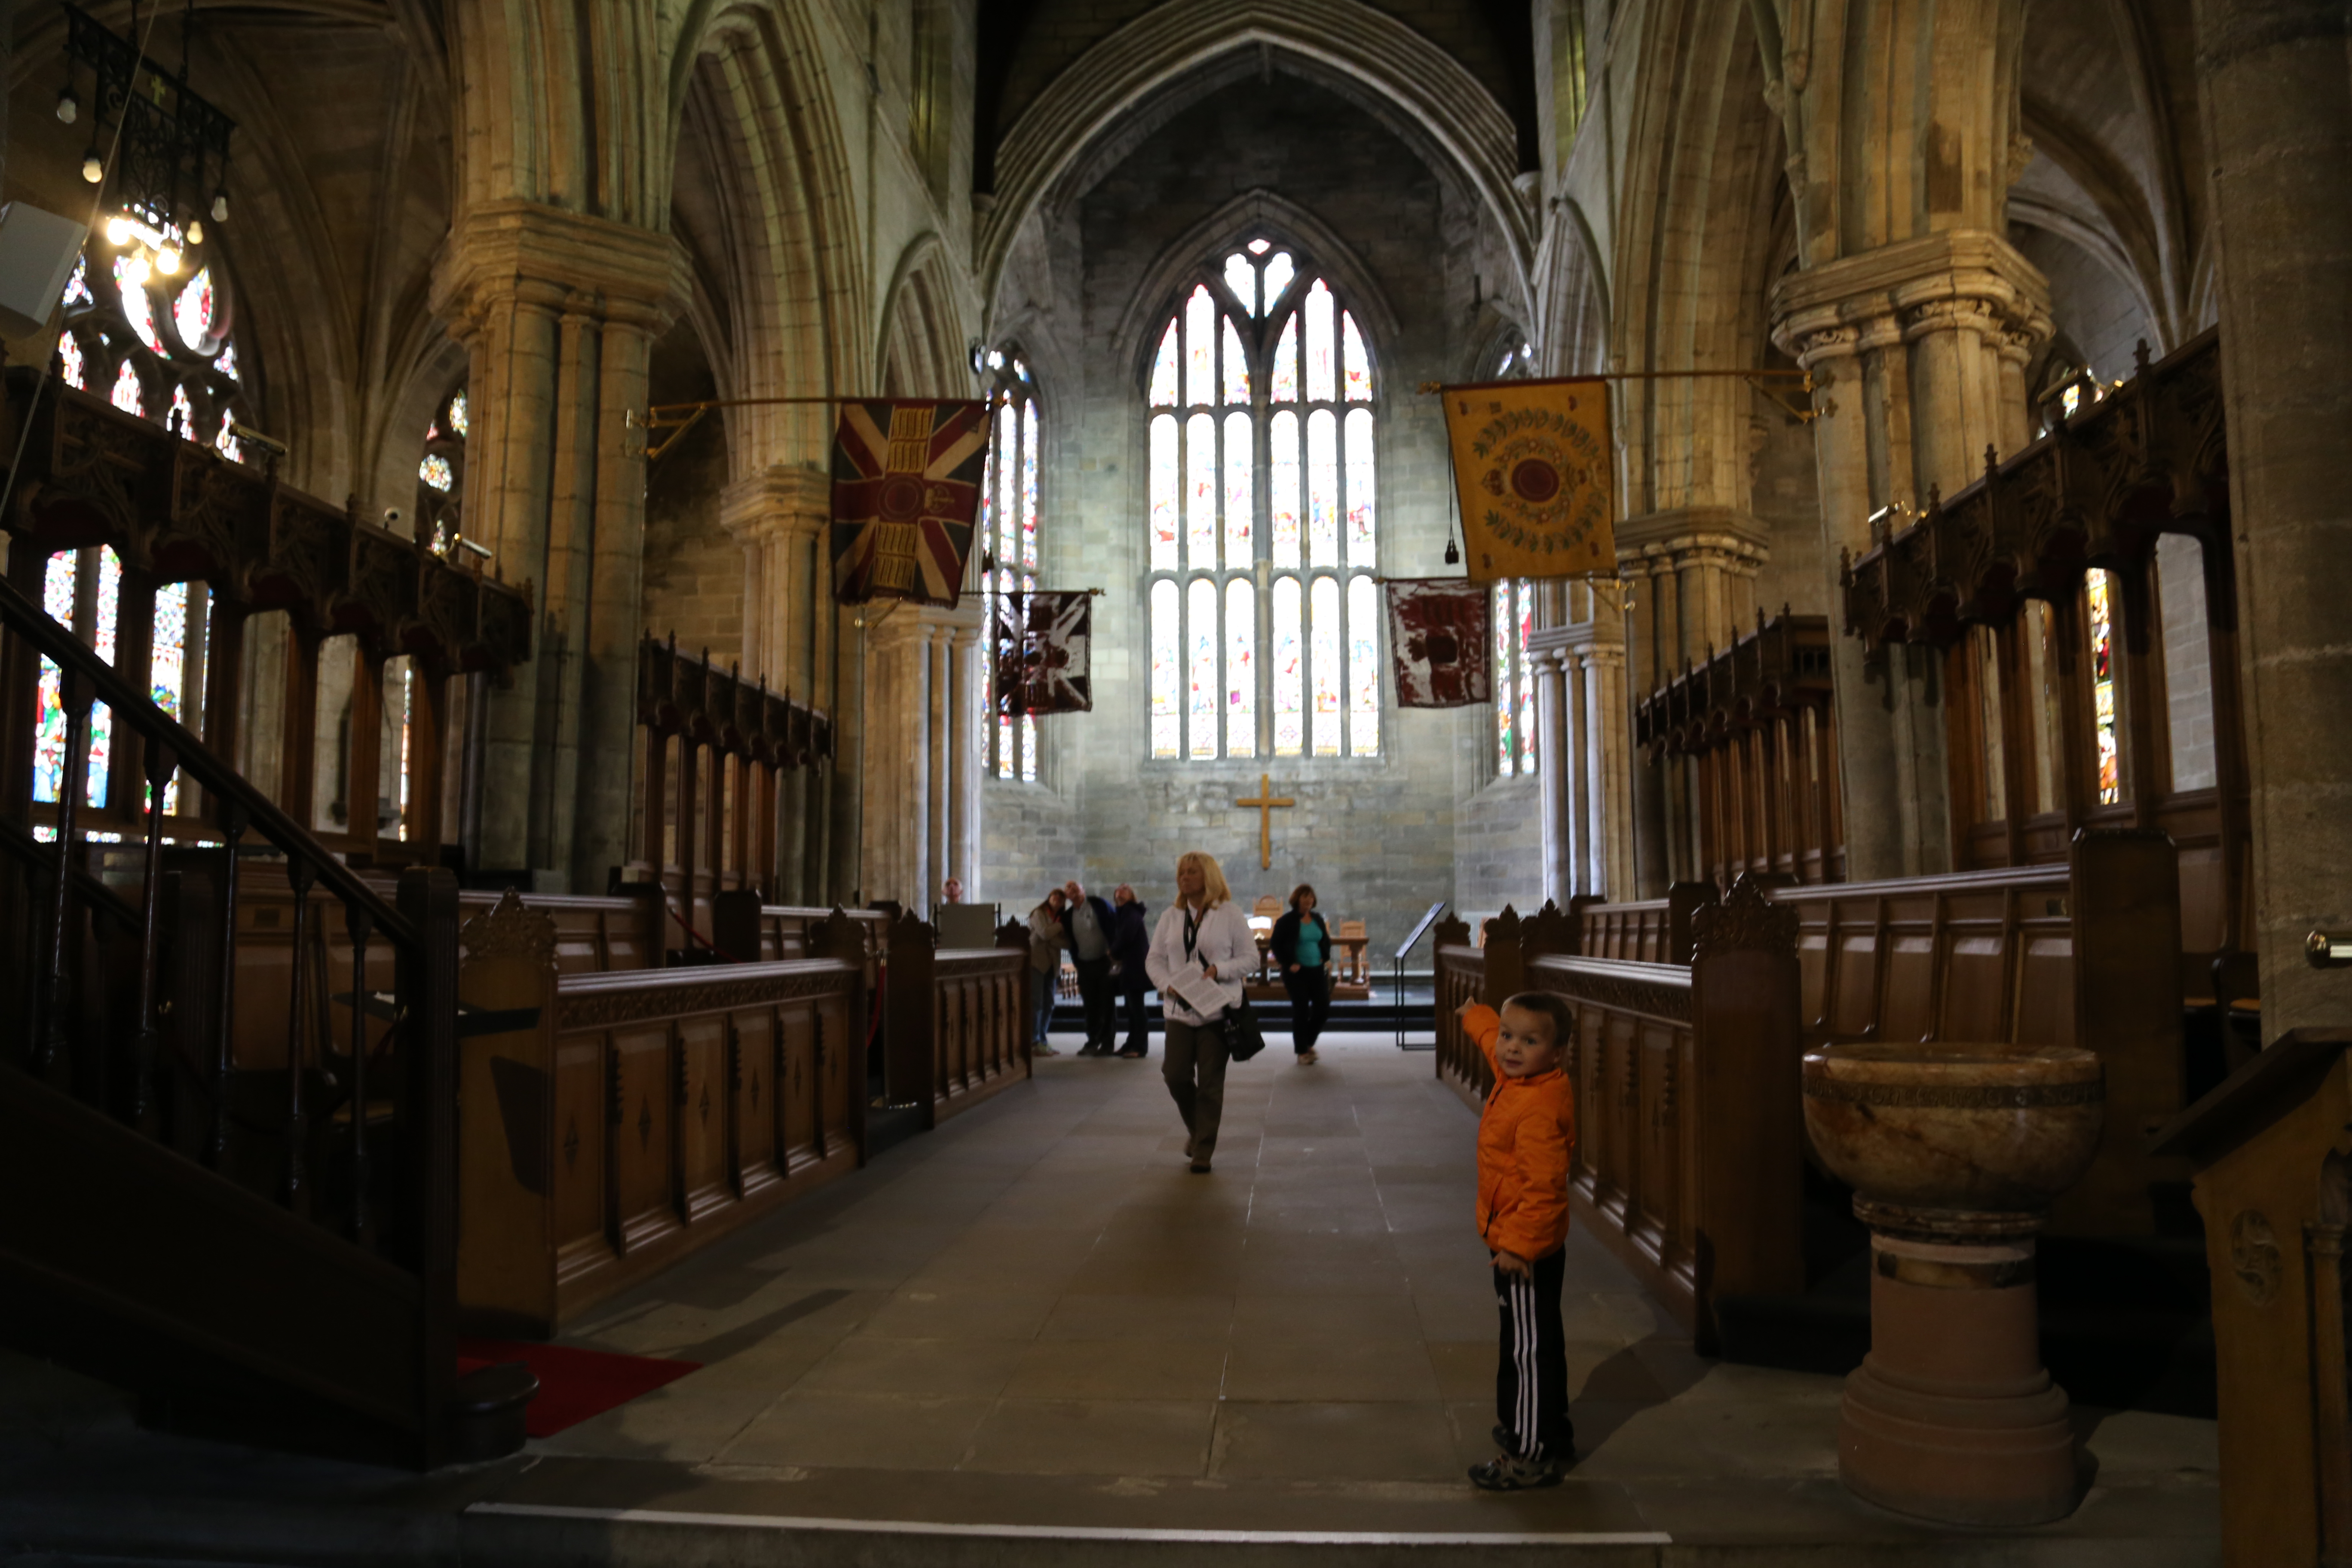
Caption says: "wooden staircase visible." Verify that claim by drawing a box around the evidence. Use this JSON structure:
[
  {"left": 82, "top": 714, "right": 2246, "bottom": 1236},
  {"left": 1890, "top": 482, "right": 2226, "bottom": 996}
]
[{"left": 0, "top": 569, "right": 530, "bottom": 1469}]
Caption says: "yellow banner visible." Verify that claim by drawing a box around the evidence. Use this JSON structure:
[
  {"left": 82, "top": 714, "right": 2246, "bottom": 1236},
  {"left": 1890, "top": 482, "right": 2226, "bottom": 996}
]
[{"left": 1441, "top": 377, "right": 1614, "bottom": 581}]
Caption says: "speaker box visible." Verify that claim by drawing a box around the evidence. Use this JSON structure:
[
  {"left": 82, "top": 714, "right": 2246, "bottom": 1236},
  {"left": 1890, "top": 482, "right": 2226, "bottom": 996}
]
[{"left": 0, "top": 202, "right": 91, "bottom": 340}]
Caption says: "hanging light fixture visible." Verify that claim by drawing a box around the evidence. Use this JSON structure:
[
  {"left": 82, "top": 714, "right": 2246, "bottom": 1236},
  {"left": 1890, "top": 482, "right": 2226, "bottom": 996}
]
[
  {"left": 61, "top": 1, "right": 237, "bottom": 274},
  {"left": 55, "top": 84, "right": 80, "bottom": 124},
  {"left": 81, "top": 145, "right": 105, "bottom": 184}
]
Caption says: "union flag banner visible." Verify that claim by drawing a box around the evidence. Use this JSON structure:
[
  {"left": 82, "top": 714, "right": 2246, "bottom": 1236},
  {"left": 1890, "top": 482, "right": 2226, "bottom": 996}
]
[
  {"left": 1383, "top": 579, "right": 1492, "bottom": 708},
  {"left": 1439, "top": 377, "right": 1614, "bottom": 582},
  {"left": 830, "top": 400, "right": 990, "bottom": 606},
  {"left": 994, "top": 590, "right": 1093, "bottom": 715}
]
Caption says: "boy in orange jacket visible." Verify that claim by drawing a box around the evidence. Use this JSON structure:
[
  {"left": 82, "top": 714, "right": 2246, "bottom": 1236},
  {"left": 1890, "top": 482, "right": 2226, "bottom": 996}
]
[{"left": 1457, "top": 991, "right": 1578, "bottom": 1490}]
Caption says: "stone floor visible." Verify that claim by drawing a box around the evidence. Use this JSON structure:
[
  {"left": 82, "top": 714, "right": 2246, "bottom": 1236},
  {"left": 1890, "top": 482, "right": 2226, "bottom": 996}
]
[{"left": 0, "top": 1033, "right": 2224, "bottom": 1565}]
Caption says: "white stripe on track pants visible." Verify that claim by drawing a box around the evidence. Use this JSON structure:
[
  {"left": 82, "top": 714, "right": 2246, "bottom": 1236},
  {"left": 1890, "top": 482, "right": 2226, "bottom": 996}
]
[{"left": 1492, "top": 1244, "right": 1573, "bottom": 1462}]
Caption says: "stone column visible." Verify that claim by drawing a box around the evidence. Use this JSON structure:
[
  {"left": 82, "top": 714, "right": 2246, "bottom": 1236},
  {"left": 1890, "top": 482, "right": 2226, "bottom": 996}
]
[
  {"left": 1564, "top": 647, "right": 1591, "bottom": 895},
  {"left": 1773, "top": 233, "right": 2052, "bottom": 879},
  {"left": 948, "top": 616, "right": 984, "bottom": 897},
  {"left": 720, "top": 466, "right": 830, "bottom": 903},
  {"left": 862, "top": 607, "right": 932, "bottom": 908},
  {"left": 1586, "top": 643, "right": 1631, "bottom": 899},
  {"left": 1531, "top": 638, "right": 1572, "bottom": 905},
  {"left": 432, "top": 199, "right": 687, "bottom": 891},
  {"left": 2190, "top": 0, "right": 2352, "bottom": 1034},
  {"left": 927, "top": 619, "right": 952, "bottom": 903}
]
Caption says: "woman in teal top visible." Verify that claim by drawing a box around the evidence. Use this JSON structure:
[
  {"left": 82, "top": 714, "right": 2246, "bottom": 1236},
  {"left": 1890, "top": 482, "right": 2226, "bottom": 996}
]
[{"left": 1270, "top": 884, "right": 1334, "bottom": 1063}]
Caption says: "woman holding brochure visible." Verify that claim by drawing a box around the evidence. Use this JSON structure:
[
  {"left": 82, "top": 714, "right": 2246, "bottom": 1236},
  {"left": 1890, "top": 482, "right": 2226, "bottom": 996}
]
[{"left": 1145, "top": 849, "right": 1256, "bottom": 1174}]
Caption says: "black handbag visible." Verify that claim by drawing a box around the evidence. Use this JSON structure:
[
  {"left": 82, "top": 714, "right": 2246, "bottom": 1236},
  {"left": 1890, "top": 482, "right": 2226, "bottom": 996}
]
[{"left": 1220, "top": 994, "right": 1268, "bottom": 1062}]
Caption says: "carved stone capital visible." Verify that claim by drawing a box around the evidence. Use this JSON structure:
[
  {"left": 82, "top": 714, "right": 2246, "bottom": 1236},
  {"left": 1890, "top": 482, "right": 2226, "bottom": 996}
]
[
  {"left": 719, "top": 465, "right": 831, "bottom": 547},
  {"left": 1768, "top": 230, "right": 2051, "bottom": 361},
  {"left": 1614, "top": 506, "right": 1772, "bottom": 573},
  {"left": 432, "top": 199, "right": 692, "bottom": 342}
]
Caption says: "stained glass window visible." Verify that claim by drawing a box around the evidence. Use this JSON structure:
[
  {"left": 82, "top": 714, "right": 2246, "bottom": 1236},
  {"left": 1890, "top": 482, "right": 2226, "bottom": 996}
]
[
  {"left": 168, "top": 383, "right": 196, "bottom": 440},
  {"left": 33, "top": 552, "right": 76, "bottom": 804},
  {"left": 110, "top": 358, "right": 144, "bottom": 416},
  {"left": 448, "top": 391, "right": 470, "bottom": 438},
  {"left": 86, "top": 547, "right": 122, "bottom": 808},
  {"left": 983, "top": 359, "right": 1045, "bottom": 781},
  {"left": 1142, "top": 243, "right": 1379, "bottom": 760},
  {"left": 1151, "top": 580, "right": 1180, "bottom": 758},
  {"left": 58, "top": 332, "right": 85, "bottom": 389},
  {"left": 1225, "top": 577, "right": 1256, "bottom": 758},
  {"left": 173, "top": 268, "right": 216, "bottom": 352},
  {"left": 2088, "top": 570, "right": 2120, "bottom": 805},
  {"left": 115, "top": 256, "right": 162, "bottom": 352},
  {"left": 1188, "top": 577, "right": 1218, "bottom": 759},
  {"left": 419, "top": 453, "right": 454, "bottom": 492},
  {"left": 1492, "top": 580, "right": 1537, "bottom": 776},
  {"left": 150, "top": 580, "right": 190, "bottom": 813},
  {"left": 216, "top": 341, "right": 239, "bottom": 382},
  {"left": 63, "top": 256, "right": 92, "bottom": 308},
  {"left": 1272, "top": 576, "right": 1303, "bottom": 756},
  {"left": 215, "top": 410, "right": 242, "bottom": 463}
]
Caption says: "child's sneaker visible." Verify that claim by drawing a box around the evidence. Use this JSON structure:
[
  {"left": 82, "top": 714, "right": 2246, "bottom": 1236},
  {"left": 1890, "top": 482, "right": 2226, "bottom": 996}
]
[{"left": 1468, "top": 1452, "right": 1564, "bottom": 1491}]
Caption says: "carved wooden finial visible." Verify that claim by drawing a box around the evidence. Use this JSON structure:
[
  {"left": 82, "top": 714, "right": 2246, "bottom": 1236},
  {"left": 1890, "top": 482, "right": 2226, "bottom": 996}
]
[
  {"left": 459, "top": 886, "right": 557, "bottom": 969},
  {"left": 1690, "top": 874, "right": 1798, "bottom": 959},
  {"left": 1520, "top": 897, "right": 1578, "bottom": 959}
]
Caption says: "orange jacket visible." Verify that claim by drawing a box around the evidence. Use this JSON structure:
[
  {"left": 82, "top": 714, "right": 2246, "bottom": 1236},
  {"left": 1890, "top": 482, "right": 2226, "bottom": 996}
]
[{"left": 1463, "top": 1003, "right": 1576, "bottom": 1261}]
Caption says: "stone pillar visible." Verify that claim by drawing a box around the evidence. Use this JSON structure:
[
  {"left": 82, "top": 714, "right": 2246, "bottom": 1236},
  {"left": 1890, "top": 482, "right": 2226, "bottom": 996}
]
[
  {"left": 2190, "top": 0, "right": 2352, "bottom": 1034},
  {"left": 948, "top": 617, "right": 983, "bottom": 897},
  {"left": 1586, "top": 643, "right": 1631, "bottom": 899},
  {"left": 1773, "top": 233, "right": 2052, "bottom": 879},
  {"left": 861, "top": 608, "right": 934, "bottom": 909},
  {"left": 720, "top": 466, "right": 831, "bottom": 903},
  {"left": 1564, "top": 648, "right": 1591, "bottom": 895},
  {"left": 1617, "top": 508, "right": 1766, "bottom": 891},
  {"left": 1532, "top": 639, "right": 1571, "bottom": 906},
  {"left": 432, "top": 200, "right": 687, "bottom": 891}
]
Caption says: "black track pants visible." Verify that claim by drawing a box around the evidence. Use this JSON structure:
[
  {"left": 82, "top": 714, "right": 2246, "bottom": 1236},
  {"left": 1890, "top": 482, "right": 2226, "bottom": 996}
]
[{"left": 1493, "top": 1243, "right": 1573, "bottom": 1462}]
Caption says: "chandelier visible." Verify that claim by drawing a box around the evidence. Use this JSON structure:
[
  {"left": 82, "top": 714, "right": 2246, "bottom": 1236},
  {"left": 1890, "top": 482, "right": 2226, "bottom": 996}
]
[{"left": 54, "top": 0, "right": 236, "bottom": 281}]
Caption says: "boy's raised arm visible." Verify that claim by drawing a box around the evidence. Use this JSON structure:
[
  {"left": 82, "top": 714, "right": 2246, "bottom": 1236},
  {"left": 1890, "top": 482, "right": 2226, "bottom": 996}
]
[{"left": 1456, "top": 1000, "right": 1502, "bottom": 1073}]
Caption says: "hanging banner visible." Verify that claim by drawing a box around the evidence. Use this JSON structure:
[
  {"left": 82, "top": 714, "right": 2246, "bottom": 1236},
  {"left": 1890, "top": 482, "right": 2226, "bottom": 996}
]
[
  {"left": 1384, "top": 578, "right": 1493, "bottom": 708},
  {"left": 1439, "top": 377, "right": 1614, "bottom": 581},
  {"left": 830, "top": 399, "right": 989, "bottom": 606},
  {"left": 995, "top": 590, "right": 1094, "bottom": 715}
]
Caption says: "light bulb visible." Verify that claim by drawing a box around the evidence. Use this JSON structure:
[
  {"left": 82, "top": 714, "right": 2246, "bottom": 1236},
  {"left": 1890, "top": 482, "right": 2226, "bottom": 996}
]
[
  {"left": 81, "top": 150, "right": 104, "bottom": 184},
  {"left": 105, "top": 215, "right": 132, "bottom": 246},
  {"left": 209, "top": 190, "right": 229, "bottom": 224},
  {"left": 122, "top": 254, "right": 150, "bottom": 287},
  {"left": 156, "top": 247, "right": 181, "bottom": 276},
  {"left": 55, "top": 86, "right": 80, "bottom": 125},
  {"left": 186, "top": 220, "right": 205, "bottom": 245}
]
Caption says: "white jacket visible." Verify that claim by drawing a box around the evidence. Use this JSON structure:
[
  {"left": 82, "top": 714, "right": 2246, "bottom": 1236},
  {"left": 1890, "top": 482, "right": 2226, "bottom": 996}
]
[{"left": 1145, "top": 900, "right": 1254, "bottom": 1024}]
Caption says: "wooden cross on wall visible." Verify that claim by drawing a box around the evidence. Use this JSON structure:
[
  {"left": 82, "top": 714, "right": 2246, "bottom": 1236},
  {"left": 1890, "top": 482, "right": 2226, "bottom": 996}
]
[{"left": 1235, "top": 772, "right": 1294, "bottom": 871}]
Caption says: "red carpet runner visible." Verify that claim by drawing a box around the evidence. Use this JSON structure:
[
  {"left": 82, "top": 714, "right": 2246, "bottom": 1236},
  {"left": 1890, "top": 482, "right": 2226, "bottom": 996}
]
[{"left": 457, "top": 1338, "right": 701, "bottom": 1438}]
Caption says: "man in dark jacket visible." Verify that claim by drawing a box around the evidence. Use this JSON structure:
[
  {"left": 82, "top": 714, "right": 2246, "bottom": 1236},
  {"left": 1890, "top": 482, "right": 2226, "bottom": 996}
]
[
  {"left": 1060, "top": 880, "right": 1119, "bottom": 1055},
  {"left": 1110, "top": 884, "right": 1152, "bottom": 1059}
]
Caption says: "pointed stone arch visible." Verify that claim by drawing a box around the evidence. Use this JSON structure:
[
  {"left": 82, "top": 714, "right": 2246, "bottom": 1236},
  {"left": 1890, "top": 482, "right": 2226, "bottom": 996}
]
[
  {"left": 976, "top": 0, "right": 1532, "bottom": 322},
  {"left": 879, "top": 233, "right": 976, "bottom": 398}
]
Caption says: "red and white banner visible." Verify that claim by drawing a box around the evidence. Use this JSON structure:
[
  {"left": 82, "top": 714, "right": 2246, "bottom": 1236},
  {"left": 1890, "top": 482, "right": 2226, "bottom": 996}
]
[
  {"left": 1384, "top": 578, "right": 1492, "bottom": 708},
  {"left": 830, "top": 400, "right": 989, "bottom": 606},
  {"left": 994, "top": 590, "right": 1093, "bottom": 715}
]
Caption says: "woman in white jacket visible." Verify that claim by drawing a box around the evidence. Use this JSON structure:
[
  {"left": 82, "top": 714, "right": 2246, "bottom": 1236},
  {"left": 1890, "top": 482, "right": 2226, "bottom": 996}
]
[{"left": 1145, "top": 849, "right": 1256, "bottom": 1173}]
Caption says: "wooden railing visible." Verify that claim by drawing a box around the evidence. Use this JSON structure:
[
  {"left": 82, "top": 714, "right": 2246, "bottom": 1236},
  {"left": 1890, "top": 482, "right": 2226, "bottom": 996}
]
[
  {"left": 452, "top": 895, "right": 869, "bottom": 1332},
  {"left": 635, "top": 637, "right": 833, "bottom": 924},
  {"left": 1635, "top": 613, "right": 1843, "bottom": 885},
  {"left": 1574, "top": 882, "right": 1721, "bottom": 964},
  {"left": 1434, "top": 884, "right": 1806, "bottom": 1351},
  {"left": 883, "top": 911, "right": 1031, "bottom": 1129},
  {"left": 0, "top": 566, "right": 464, "bottom": 1465},
  {"left": 1767, "top": 829, "right": 2188, "bottom": 1235},
  {"left": 0, "top": 369, "right": 530, "bottom": 865},
  {"left": 2150, "top": 1028, "right": 2352, "bottom": 1568}
]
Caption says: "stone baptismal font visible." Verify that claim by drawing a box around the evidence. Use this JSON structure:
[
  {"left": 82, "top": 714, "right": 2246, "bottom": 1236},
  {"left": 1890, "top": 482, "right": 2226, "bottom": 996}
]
[{"left": 1802, "top": 1041, "right": 2107, "bottom": 1526}]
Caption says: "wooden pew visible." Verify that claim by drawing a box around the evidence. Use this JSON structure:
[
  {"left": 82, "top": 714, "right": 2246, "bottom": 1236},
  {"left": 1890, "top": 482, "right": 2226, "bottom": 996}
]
[
  {"left": 1766, "top": 828, "right": 2189, "bottom": 1235},
  {"left": 453, "top": 894, "right": 870, "bottom": 1334},
  {"left": 2150, "top": 1029, "right": 2352, "bottom": 1568},
  {"left": 882, "top": 911, "right": 1032, "bottom": 1130},
  {"left": 1575, "top": 882, "right": 1720, "bottom": 964},
  {"left": 1434, "top": 884, "right": 1806, "bottom": 1351}
]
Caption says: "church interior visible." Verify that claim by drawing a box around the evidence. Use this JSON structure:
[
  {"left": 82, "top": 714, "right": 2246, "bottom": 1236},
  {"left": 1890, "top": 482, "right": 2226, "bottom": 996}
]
[{"left": 0, "top": 0, "right": 2346, "bottom": 1562}]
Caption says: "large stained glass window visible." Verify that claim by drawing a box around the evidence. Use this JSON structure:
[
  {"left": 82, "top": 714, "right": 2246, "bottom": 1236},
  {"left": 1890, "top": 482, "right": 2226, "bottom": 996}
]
[
  {"left": 416, "top": 386, "right": 469, "bottom": 553},
  {"left": 981, "top": 353, "right": 1043, "bottom": 782},
  {"left": 1145, "top": 245, "right": 1379, "bottom": 761},
  {"left": 2087, "top": 570, "right": 2120, "bottom": 805}
]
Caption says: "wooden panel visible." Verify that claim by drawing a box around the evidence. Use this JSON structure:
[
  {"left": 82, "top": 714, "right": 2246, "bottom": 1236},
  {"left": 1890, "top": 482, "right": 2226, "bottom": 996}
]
[
  {"left": 675, "top": 1014, "right": 729, "bottom": 1220},
  {"left": 606, "top": 1024, "right": 678, "bottom": 1256},
  {"left": 733, "top": 1008, "right": 778, "bottom": 1190},
  {"left": 778, "top": 1001, "right": 819, "bottom": 1169},
  {"left": 549, "top": 1040, "right": 609, "bottom": 1266}
]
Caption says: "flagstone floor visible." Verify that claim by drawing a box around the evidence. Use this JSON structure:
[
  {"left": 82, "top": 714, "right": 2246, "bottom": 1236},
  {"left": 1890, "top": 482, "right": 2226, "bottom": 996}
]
[{"left": 0, "top": 1033, "right": 2223, "bottom": 1562}]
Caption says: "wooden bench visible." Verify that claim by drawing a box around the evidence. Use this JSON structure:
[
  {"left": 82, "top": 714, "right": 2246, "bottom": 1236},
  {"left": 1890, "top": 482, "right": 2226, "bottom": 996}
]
[
  {"left": 452, "top": 895, "right": 870, "bottom": 1333},
  {"left": 882, "top": 911, "right": 1032, "bottom": 1129},
  {"left": 1435, "top": 884, "right": 1806, "bottom": 1352}
]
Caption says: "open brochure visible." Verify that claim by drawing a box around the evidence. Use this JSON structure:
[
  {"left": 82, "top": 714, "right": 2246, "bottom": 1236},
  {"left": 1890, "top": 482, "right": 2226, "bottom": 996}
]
[{"left": 1161, "top": 964, "right": 1229, "bottom": 1017}]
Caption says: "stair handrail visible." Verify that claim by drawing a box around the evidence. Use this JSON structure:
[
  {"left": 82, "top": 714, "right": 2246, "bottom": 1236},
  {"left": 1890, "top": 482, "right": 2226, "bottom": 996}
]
[{"left": 0, "top": 570, "right": 410, "bottom": 941}]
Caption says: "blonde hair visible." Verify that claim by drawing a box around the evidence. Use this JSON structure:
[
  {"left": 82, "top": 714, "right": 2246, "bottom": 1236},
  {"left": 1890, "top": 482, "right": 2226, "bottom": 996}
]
[{"left": 1176, "top": 850, "right": 1231, "bottom": 911}]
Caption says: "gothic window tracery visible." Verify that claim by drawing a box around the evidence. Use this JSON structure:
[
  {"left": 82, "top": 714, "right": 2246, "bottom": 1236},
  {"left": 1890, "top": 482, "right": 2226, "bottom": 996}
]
[
  {"left": 1146, "top": 243, "right": 1380, "bottom": 761},
  {"left": 416, "top": 386, "right": 469, "bottom": 553},
  {"left": 981, "top": 354, "right": 1041, "bottom": 782},
  {"left": 54, "top": 231, "right": 250, "bottom": 459},
  {"left": 1486, "top": 337, "right": 1537, "bottom": 778}
]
